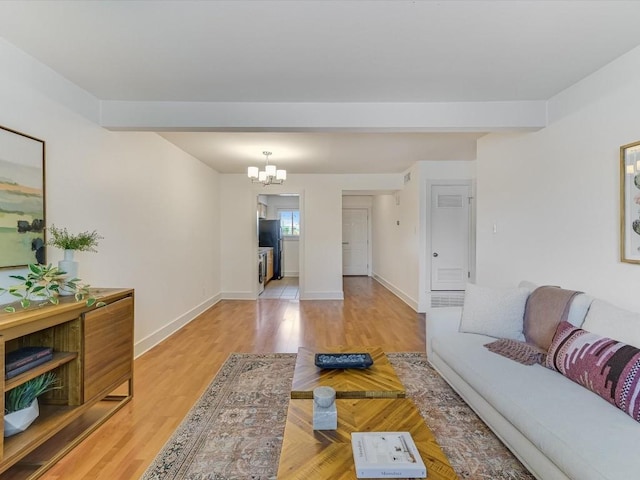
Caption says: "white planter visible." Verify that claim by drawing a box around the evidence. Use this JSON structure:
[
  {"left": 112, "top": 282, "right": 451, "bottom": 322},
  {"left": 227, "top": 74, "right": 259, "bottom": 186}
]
[
  {"left": 4, "top": 398, "right": 39, "bottom": 437},
  {"left": 58, "top": 249, "right": 79, "bottom": 296}
]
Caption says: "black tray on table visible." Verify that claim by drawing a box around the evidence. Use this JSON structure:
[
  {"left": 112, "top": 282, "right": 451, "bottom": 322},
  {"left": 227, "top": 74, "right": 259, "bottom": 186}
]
[{"left": 314, "top": 352, "right": 374, "bottom": 369}]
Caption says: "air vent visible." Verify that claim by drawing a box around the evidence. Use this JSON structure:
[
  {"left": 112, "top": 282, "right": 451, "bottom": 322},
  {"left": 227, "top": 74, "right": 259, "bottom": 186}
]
[
  {"left": 431, "top": 291, "right": 465, "bottom": 308},
  {"left": 437, "top": 194, "right": 463, "bottom": 208},
  {"left": 437, "top": 268, "right": 465, "bottom": 282}
]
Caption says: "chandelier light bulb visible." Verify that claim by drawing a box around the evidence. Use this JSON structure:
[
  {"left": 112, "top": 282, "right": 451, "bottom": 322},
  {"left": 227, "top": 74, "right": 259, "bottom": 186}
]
[{"left": 265, "top": 164, "right": 276, "bottom": 177}]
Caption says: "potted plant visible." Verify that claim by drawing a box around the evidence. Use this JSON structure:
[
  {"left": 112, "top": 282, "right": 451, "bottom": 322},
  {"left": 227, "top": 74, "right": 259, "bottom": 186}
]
[
  {"left": 4, "top": 372, "right": 60, "bottom": 437},
  {"left": 0, "top": 263, "right": 104, "bottom": 313},
  {"left": 47, "top": 225, "right": 102, "bottom": 253},
  {"left": 47, "top": 225, "right": 103, "bottom": 284}
]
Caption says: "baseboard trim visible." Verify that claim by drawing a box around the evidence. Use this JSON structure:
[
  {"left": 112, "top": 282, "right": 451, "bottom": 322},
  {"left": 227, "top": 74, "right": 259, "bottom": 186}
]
[
  {"left": 300, "top": 291, "right": 344, "bottom": 300},
  {"left": 220, "top": 291, "right": 257, "bottom": 300},
  {"left": 134, "top": 294, "right": 221, "bottom": 358},
  {"left": 372, "top": 274, "right": 418, "bottom": 312}
]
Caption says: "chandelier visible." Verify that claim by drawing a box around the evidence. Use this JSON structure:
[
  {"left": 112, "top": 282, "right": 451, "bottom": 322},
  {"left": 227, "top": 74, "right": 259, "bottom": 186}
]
[{"left": 247, "top": 151, "right": 287, "bottom": 186}]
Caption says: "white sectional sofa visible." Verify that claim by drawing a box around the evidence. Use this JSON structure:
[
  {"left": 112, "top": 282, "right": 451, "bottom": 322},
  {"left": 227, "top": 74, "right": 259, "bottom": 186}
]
[{"left": 426, "top": 285, "right": 640, "bottom": 480}]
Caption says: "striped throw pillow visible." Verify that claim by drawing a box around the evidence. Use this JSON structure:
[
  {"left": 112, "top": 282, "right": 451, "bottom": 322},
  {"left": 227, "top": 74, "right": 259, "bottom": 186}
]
[{"left": 546, "top": 321, "right": 640, "bottom": 421}]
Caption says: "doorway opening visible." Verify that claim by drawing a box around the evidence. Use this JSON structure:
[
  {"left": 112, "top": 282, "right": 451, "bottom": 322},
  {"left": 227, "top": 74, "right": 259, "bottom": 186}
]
[
  {"left": 342, "top": 208, "right": 370, "bottom": 276},
  {"left": 342, "top": 195, "right": 374, "bottom": 278},
  {"left": 256, "top": 193, "right": 301, "bottom": 297}
]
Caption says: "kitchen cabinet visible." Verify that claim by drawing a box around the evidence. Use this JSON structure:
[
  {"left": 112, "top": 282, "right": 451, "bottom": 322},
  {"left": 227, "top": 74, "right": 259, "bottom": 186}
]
[
  {"left": 266, "top": 248, "right": 274, "bottom": 283},
  {"left": 257, "top": 202, "right": 267, "bottom": 219},
  {"left": 0, "top": 288, "right": 134, "bottom": 479}
]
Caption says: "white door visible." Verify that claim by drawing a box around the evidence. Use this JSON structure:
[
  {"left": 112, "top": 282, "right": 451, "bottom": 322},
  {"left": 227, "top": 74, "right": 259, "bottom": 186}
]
[
  {"left": 342, "top": 209, "right": 369, "bottom": 275},
  {"left": 431, "top": 185, "right": 470, "bottom": 291}
]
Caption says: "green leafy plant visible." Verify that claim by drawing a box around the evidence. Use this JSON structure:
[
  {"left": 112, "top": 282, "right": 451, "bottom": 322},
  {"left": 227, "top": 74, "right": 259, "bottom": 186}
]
[
  {"left": 5, "top": 372, "right": 61, "bottom": 414},
  {"left": 47, "top": 225, "right": 103, "bottom": 252},
  {"left": 0, "top": 263, "right": 105, "bottom": 313}
]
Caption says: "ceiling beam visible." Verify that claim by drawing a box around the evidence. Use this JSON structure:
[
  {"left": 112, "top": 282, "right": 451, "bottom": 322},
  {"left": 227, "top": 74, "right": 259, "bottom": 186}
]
[{"left": 100, "top": 100, "right": 547, "bottom": 133}]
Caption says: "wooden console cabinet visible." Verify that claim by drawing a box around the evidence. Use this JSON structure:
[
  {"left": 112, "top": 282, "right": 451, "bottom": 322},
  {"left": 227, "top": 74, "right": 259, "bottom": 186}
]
[{"left": 0, "top": 288, "right": 134, "bottom": 479}]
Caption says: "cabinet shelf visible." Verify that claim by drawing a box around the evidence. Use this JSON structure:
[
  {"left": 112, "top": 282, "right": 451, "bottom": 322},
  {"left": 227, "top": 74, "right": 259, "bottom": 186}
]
[
  {"left": 4, "top": 404, "right": 77, "bottom": 462},
  {"left": 4, "top": 352, "right": 78, "bottom": 392},
  {"left": 1, "top": 394, "right": 131, "bottom": 478}
]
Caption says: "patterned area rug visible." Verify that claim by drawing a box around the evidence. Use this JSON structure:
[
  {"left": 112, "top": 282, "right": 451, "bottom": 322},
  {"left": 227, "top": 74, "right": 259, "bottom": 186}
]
[{"left": 142, "top": 353, "right": 534, "bottom": 480}]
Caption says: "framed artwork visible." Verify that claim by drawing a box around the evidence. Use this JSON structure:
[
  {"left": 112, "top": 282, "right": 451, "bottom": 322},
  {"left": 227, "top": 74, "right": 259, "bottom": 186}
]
[
  {"left": 0, "top": 125, "right": 46, "bottom": 268},
  {"left": 620, "top": 140, "right": 640, "bottom": 264}
]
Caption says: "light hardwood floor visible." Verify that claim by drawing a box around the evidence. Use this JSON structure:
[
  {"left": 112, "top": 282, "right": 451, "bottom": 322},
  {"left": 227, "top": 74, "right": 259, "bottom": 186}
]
[{"left": 40, "top": 277, "right": 425, "bottom": 479}]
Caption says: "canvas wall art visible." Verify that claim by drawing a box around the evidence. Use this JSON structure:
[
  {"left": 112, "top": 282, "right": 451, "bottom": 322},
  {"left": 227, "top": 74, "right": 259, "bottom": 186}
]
[
  {"left": 621, "top": 140, "right": 640, "bottom": 264},
  {"left": 0, "top": 126, "right": 45, "bottom": 268}
]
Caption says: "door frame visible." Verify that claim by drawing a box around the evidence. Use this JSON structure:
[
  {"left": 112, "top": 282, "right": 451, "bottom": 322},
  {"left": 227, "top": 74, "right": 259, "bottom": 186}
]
[
  {"left": 341, "top": 207, "right": 372, "bottom": 276},
  {"left": 252, "top": 189, "right": 305, "bottom": 299},
  {"left": 424, "top": 179, "right": 476, "bottom": 298}
]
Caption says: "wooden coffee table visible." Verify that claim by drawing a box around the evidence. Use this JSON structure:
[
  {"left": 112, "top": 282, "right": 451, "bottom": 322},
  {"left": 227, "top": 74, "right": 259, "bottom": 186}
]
[
  {"left": 291, "top": 346, "right": 405, "bottom": 399},
  {"left": 276, "top": 398, "right": 458, "bottom": 480}
]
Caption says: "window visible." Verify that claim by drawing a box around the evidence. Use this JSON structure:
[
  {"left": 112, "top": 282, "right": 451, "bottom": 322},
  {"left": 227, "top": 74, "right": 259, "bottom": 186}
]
[{"left": 278, "top": 209, "right": 300, "bottom": 236}]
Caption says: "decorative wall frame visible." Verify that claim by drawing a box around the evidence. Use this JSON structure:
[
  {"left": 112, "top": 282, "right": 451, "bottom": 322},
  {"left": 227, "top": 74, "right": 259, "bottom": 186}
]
[
  {"left": 620, "top": 140, "right": 640, "bottom": 264},
  {"left": 0, "top": 125, "right": 46, "bottom": 268}
]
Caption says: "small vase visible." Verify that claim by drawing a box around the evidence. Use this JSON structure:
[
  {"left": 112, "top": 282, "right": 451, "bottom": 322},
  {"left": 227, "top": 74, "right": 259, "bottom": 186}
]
[
  {"left": 4, "top": 398, "right": 39, "bottom": 437},
  {"left": 58, "top": 250, "right": 79, "bottom": 296}
]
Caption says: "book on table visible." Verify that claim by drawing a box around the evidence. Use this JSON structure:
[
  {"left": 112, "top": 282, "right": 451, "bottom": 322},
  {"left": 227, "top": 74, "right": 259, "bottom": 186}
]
[{"left": 351, "top": 431, "right": 427, "bottom": 479}]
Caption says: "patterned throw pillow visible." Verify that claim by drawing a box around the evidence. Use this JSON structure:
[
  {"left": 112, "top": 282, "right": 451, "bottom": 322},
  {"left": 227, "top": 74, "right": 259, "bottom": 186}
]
[{"left": 546, "top": 321, "right": 640, "bottom": 421}]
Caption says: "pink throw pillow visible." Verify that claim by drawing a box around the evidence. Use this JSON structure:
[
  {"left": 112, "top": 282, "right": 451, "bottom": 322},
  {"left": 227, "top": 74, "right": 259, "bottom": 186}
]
[{"left": 546, "top": 321, "right": 640, "bottom": 421}]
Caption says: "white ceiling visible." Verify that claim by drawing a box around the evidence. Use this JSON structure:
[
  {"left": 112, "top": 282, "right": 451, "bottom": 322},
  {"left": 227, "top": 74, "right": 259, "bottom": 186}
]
[
  {"left": 158, "top": 131, "right": 483, "bottom": 174},
  {"left": 2, "top": 0, "right": 640, "bottom": 174}
]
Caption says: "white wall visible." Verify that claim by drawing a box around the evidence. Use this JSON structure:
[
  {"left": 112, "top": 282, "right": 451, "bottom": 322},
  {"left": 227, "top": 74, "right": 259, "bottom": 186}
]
[
  {"left": 342, "top": 196, "right": 374, "bottom": 209},
  {"left": 476, "top": 45, "right": 640, "bottom": 313},
  {"left": 220, "top": 173, "right": 403, "bottom": 300},
  {"left": 372, "top": 164, "right": 421, "bottom": 309},
  {"left": 372, "top": 193, "right": 408, "bottom": 298},
  {"left": 0, "top": 40, "right": 221, "bottom": 356}
]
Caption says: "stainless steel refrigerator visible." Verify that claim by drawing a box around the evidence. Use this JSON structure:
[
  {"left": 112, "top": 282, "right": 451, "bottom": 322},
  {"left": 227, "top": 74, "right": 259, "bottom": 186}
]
[{"left": 258, "top": 219, "right": 283, "bottom": 279}]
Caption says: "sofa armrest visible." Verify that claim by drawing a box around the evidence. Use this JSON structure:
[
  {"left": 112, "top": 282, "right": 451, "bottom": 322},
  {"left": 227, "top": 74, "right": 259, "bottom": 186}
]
[{"left": 426, "top": 306, "right": 462, "bottom": 359}]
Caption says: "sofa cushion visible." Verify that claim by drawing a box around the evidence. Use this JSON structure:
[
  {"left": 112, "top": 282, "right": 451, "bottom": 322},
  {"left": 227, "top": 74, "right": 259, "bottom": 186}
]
[
  {"left": 546, "top": 321, "right": 640, "bottom": 421},
  {"left": 432, "top": 332, "right": 640, "bottom": 480},
  {"left": 582, "top": 299, "right": 640, "bottom": 349},
  {"left": 566, "top": 293, "right": 594, "bottom": 327},
  {"left": 459, "top": 283, "right": 528, "bottom": 341}
]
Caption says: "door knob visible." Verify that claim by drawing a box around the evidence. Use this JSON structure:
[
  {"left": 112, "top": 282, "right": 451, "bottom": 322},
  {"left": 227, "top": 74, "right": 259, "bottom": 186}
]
[{"left": 432, "top": 252, "right": 439, "bottom": 257}]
